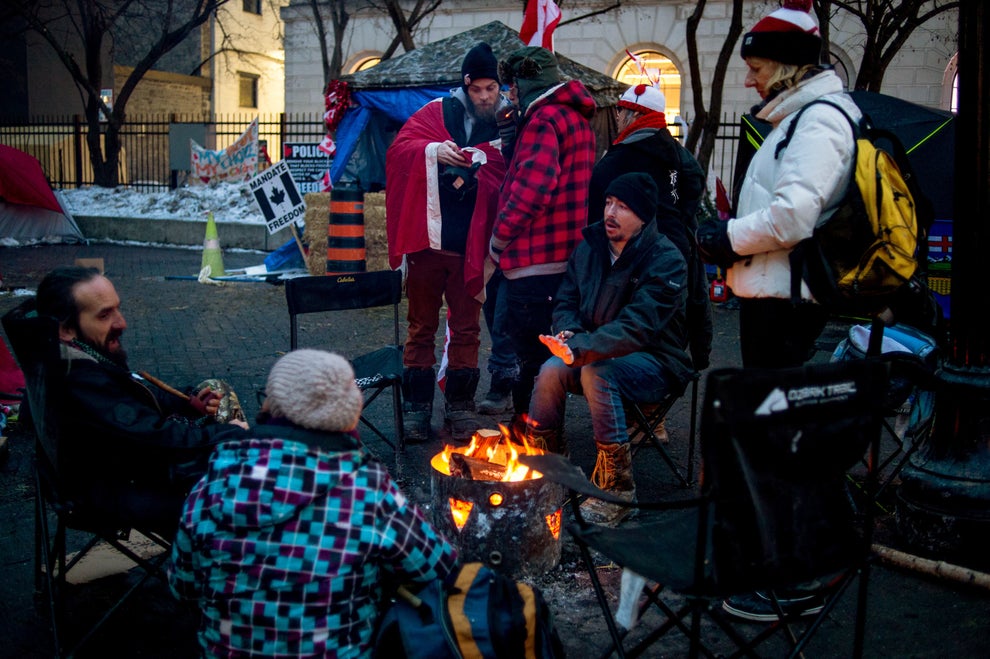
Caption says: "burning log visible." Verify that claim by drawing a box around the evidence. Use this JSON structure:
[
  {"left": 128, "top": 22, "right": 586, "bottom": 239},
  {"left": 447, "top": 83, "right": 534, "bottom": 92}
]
[
  {"left": 430, "top": 427, "right": 565, "bottom": 579},
  {"left": 449, "top": 452, "right": 509, "bottom": 481}
]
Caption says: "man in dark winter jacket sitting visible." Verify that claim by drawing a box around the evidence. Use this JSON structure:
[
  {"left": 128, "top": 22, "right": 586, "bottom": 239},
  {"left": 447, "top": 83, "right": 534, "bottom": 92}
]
[
  {"left": 523, "top": 172, "right": 695, "bottom": 526},
  {"left": 34, "top": 266, "right": 249, "bottom": 533}
]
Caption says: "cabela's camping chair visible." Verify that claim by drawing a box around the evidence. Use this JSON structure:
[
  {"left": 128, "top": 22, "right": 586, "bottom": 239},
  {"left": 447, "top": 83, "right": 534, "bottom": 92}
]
[
  {"left": 284, "top": 271, "right": 405, "bottom": 464},
  {"left": 522, "top": 359, "right": 890, "bottom": 658},
  {"left": 2, "top": 300, "right": 173, "bottom": 658}
]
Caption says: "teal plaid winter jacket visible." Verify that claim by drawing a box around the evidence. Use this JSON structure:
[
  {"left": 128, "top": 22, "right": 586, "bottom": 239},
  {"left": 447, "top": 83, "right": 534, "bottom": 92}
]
[{"left": 167, "top": 423, "right": 458, "bottom": 658}]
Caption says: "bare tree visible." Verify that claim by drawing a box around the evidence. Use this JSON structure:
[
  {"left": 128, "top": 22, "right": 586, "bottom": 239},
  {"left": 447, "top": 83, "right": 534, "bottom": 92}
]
[
  {"left": 305, "top": 0, "right": 442, "bottom": 90},
  {"left": 817, "top": 0, "right": 960, "bottom": 91},
  {"left": 684, "top": 0, "right": 745, "bottom": 175},
  {"left": 308, "top": 0, "right": 354, "bottom": 88},
  {"left": 10, "top": 0, "right": 223, "bottom": 187},
  {"left": 374, "top": 0, "right": 443, "bottom": 59}
]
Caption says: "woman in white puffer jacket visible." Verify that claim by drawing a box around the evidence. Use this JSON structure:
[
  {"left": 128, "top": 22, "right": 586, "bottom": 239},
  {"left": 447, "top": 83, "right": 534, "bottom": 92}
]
[{"left": 697, "top": 0, "right": 860, "bottom": 368}]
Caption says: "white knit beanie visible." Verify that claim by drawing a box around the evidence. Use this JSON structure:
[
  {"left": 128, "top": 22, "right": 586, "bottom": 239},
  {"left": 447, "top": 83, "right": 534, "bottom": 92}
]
[
  {"left": 265, "top": 349, "right": 363, "bottom": 432},
  {"left": 618, "top": 84, "right": 666, "bottom": 116}
]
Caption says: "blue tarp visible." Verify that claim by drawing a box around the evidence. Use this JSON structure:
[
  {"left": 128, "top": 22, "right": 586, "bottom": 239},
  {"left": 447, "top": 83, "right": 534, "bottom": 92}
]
[{"left": 329, "top": 87, "right": 449, "bottom": 187}]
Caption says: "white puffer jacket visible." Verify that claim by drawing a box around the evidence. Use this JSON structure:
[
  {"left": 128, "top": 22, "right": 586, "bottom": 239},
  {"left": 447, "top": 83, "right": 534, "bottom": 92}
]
[{"left": 726, "top": 70, "right": 861, "bottom": 301}]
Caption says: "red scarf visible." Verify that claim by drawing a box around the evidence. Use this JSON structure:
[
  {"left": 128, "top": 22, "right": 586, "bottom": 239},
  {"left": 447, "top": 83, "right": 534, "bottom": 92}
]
[{"left": 614, "top": 111, "right": 667, "bottom": 144}]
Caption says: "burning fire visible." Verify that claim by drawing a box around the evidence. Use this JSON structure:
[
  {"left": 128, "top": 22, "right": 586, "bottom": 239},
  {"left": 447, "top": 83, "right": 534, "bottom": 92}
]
[{"left": 430, "top": 425, "right": 546, "bottom": 482}]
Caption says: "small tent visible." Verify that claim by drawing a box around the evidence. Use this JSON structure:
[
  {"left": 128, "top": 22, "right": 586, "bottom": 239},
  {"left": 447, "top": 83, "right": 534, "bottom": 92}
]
[
  {"left": 330, "top": 20, "right": 625, "bottom": 191},
  {"left": 0, "top": 145, "right": 85, "bottom": 245},
  {"left": 733, "top": 91, "right": 955, "bottom": 222}
]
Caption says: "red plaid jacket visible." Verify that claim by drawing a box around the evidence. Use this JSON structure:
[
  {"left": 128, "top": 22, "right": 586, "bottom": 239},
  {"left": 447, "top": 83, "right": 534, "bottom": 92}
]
[{"left": 491, "top": 80, "right": 596, "bottom": 277}]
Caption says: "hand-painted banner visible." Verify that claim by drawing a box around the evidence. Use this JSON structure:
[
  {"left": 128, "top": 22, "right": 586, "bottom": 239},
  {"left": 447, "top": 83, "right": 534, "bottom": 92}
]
[{"left": 191, "top": 118, "right": 259, "bottom": 183}]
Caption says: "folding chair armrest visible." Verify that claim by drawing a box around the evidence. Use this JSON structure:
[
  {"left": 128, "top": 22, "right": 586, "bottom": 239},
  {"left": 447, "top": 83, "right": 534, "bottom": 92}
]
[
  {"left": 519, "top": 454, "right": 704, "bottom": 510},
  {"left": 520, "top": 454, "right": 630, "bottom": 503}
]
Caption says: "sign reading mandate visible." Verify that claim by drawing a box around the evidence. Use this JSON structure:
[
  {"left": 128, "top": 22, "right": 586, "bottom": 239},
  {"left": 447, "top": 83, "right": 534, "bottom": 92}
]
[
  {"left": 249, "top": 160, "right": 305, "bottom": 235},
  {"left": 283, "top": 142, "right": 330, "bottom": 194}
]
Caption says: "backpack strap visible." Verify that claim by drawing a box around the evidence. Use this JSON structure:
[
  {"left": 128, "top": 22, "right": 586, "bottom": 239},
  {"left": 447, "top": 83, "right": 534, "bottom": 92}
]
[
  {"left": 775, "top": 98, "right": 861, "bottom": 306},
  {"left": 774, "top": 98, "right": 861, "bottom": 160}
]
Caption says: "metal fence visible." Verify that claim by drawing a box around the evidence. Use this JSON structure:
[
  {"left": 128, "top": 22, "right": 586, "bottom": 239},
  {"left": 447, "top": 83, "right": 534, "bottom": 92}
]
[
  {"left": 0, "top": 113, "right": 326, "bottom": 191},
  {"left": 0, "top": 111, "right": 745, "bottom": 197}
]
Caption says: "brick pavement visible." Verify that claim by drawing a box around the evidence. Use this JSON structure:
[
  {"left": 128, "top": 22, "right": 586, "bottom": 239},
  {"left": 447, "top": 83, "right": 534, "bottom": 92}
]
[{"left": 1, "top": 243, "right": 988, "bottom": 658}]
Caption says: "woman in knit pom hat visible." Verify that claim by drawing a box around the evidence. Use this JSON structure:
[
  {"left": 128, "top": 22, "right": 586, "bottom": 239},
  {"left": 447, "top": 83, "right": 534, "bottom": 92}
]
[
  {"left": 696, "top": 0, "right": 862, "bottom": 623},
  {"left": 697, "top": 0, "right": 860, "bottom": 368},
  {"left": 169, "top": 349, "right": 458, "bottom": 658}
]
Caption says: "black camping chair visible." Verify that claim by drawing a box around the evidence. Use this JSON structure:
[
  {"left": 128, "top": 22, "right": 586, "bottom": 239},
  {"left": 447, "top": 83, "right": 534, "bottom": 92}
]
[
  {"left": 522, "top": 359, "right": 890, "bottom": 659},
  {"left": 623, "top": 371, "right": 700, "bottom": 488},
  {"left": 2, "top": 300, "right": 173, "bottom": 658},
  {"left": 284, "top": 271, "right": 405, "bottom": 463}
]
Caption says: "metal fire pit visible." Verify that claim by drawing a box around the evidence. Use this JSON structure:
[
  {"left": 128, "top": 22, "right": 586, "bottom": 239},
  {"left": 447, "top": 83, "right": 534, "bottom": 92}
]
[{"left": 430, "top": 442, "right": 565, "bottom": 579}]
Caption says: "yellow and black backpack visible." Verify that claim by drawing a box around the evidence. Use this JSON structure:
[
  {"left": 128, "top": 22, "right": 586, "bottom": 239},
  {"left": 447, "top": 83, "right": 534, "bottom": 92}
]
[
  {"left": 776, "top": 99, "right": 933, "bottom": 316},
  {"left": 374, "top": 562, "right": 566, "bottom": 659}
]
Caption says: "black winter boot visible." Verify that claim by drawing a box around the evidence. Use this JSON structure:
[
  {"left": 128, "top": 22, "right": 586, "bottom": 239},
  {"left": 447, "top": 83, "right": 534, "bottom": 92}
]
[
  {"left": 443, "top": 368, "right": 481, "bottom": 442},
  {"left": 401, "top": 367, "right": 435, "bottom": 443},
  {"left": 477, "top": 374, "right": 515, "bottom": 415}
]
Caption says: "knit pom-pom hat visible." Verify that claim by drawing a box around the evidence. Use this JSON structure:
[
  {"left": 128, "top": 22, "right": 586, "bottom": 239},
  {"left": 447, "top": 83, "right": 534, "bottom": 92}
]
[
  {"left": 740, "top": 0, "right": 822, "bottom": 66},
  {"left": 618, "top": 84, "right": 666, "bottom": 115},
  {"left": 605, "top": 172, "right": 659, "bottom": 224},
  {"left": 265, "top": 349, "right": 362, "bottom": 432}
]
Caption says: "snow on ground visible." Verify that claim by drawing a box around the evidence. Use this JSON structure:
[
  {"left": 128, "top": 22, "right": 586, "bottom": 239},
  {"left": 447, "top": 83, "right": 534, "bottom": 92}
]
[{"left": 57, "top": 181, "right": 265, "bottom": 224}]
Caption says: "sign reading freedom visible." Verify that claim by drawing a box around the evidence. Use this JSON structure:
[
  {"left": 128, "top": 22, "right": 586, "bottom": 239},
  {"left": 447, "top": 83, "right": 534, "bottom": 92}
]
[{"left": 249, "top": 160, "right": 306, "bottom": 235}]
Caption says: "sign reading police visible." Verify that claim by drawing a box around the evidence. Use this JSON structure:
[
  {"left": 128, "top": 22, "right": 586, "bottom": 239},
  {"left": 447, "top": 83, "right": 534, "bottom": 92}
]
[
  {"left": 249, "top": 160, "right": 306, "bottom": 235},
  {"left": 283, "top": 142, "right": 331, "bottom": 194}
]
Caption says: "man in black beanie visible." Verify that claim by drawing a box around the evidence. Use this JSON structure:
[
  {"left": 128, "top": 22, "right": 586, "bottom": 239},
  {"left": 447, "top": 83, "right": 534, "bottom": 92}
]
[
  {"left": 386, "top": 42, "right": 511, "bottom": 443},
  {"left": 523, "top": 171, "right": 695, "bottom": 526}
]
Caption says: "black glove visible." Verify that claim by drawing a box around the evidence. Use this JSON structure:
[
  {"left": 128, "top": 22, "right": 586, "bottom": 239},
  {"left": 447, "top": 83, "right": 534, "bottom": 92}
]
[
  {"left": 439, "top": 161, "right": 481, "bottom": 200},
  {"left": 696, "top": 220, "right": 741, "bottom": 270},
  {"left": 496, "top": 105, "right": 519, "bottom": 161}
]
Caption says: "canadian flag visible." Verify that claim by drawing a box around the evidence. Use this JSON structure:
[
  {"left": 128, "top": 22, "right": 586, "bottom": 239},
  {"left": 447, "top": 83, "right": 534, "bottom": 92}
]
[{"left": 520, "top": 0, "right": 561, "bottom": 50}]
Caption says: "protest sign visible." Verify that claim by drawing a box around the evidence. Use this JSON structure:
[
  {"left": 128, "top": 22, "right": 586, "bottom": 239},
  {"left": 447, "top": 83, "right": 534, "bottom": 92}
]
[
  {"left": 190, "top": 118, "right": 259, "bottom": 183},
  {"left": 283, "top": 142, "right": 331, "bottom": 194},
  {"left": 249, "top": 159, "right": 306, "bottom": 235}
]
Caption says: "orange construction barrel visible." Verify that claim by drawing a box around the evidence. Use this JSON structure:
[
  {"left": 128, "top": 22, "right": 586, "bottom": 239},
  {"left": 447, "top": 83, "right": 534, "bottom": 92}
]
[{"left": 327, "top": 185, "right": 366, "bottom": 274}]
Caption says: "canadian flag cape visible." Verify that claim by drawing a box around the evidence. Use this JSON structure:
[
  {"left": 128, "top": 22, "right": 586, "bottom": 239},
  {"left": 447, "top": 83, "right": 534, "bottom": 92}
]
[{"left": 385, "top": 99, "right": 506, "bottom": 297}]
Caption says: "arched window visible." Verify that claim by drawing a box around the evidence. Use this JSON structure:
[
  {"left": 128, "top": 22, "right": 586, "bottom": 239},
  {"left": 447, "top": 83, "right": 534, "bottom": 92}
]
[
  {"left": 345, "top": 53, "right": 382, "bottom": 74},
  {"left": 613, "top": 50, "right": 681, "bottom": 122}
]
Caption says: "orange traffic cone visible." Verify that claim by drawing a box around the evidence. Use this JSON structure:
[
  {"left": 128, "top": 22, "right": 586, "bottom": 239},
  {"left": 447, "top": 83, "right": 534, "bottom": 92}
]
[{"left": 201, "top": 211, "right": 226, "bottom": 277}]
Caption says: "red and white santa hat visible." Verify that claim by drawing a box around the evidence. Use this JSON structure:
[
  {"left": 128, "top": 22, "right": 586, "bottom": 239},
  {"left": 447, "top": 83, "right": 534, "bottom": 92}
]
[
  {"left": 617, "top": 84, "right": 666, "bottom": 116},
  {"left": 740, "top": 0, "right": 822, "bottom": 66}
]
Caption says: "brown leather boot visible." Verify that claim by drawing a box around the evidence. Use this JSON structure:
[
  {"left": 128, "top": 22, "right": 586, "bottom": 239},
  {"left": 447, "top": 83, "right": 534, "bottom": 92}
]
[
  {"left": 523, "top": 424, "right": 567, "bottom": 457},
  {"left": 580, "top": 442, "right": 636, "bottom": 526}
]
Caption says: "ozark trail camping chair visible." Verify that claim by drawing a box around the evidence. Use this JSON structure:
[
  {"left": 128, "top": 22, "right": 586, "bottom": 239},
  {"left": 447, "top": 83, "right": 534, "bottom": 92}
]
[
  {"left": 624, "top": 371, "right": 700, "bottom": 488},
  {"left": 285, "top": 271, "right": 405, "bottom": 461},
  {"left": 522, "top": 359, "right": 889, "bottom": 659},
  {"left": 2, "top": 300, "right": 173, "bottom": 659}
]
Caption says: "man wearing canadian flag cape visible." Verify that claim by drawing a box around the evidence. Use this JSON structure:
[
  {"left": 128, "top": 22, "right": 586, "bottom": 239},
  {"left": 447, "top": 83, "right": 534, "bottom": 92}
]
[{"left": 386, "top": 43, "right": 509, "bottom": 444}]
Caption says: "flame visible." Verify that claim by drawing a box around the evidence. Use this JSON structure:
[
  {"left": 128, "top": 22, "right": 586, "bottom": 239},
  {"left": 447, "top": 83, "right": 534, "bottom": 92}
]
[
  {"left": 449, "top": 498, "right": 473, "bottom": 531},
  {"left": 546, "top": 508, "right": 562, "bottom": 540},
  {"left": 432, "top": 428, "right": 547, "bottom": 481}
]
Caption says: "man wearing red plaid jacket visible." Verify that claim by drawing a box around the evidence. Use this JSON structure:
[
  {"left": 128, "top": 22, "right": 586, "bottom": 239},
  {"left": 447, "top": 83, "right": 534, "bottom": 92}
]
[{"left": 489, "top": 46, "right": 596, "bottom": 424}]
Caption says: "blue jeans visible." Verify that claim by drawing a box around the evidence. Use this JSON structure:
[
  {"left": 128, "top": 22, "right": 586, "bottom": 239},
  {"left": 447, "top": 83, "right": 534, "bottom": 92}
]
[
  {"left": 528, "top": 352, "right": 674, "bottom": 446},
  {"left": 482, "top": 269, "right": 519, "bottom": 381},
  {"left": 500, "top": 273, "right": 565, "bottom": 414}
]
